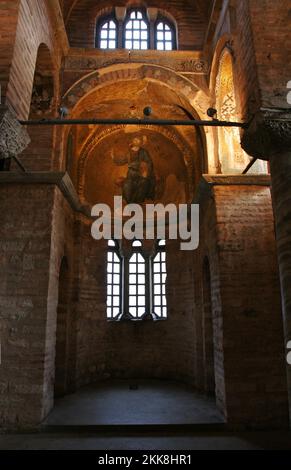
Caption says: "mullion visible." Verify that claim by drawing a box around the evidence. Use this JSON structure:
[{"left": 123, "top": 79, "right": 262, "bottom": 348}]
[
  {"left": 135, "top": 257, "right": 138, "bottom": 311},
  {"left": 107, "top": 247, "right": 121, "bottom": 319}
]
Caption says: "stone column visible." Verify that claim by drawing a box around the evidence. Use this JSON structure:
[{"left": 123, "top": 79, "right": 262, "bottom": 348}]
[
  {"left": 0, "top": 107, "right": 30, "bottom": 170},
  {"left": 147, "top": 8, "right": 158, "bottom": 50},
  {"left": 115, "top": 7, "right": 126, "bottom": 49},
  {"left": 242, "top": 110, "right": 291, "bottom": 418}
]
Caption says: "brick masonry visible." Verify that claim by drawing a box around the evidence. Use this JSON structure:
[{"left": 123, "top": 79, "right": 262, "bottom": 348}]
[
  {"left": 196, "top": 176, "right": 289, "bottom": 427},
  {"left": 0, "top": 0, "right": 290, "bottom": 429}
]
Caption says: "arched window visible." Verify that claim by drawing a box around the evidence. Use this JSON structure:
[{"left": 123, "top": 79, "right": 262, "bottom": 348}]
[
  {"left": 106, "top": 240, "right": 122, "bottom": 319},
  {"left": 96, "top": 11, "right": 177, "bottom": 51},
  {"left": 156, "top": 21, "right": 175, "bottom": 50},
  {"left": 105, "top": 240, "right": 168, "bottom": 321},
  {"left": 128, "top": 241, "right": 146, "bottom": 318},
  {"left": 99, "top": 19, "right": 117, "bottom": 49},
  {"left": 152, "top": 240, "right": 167, "bottom": 319},
  {"left": 124, "top": 10, "right": 149, "bottom": 50}
]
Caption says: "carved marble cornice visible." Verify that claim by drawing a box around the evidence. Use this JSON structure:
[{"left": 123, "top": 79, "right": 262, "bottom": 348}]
[
  {"left": 241, "top": 108, "right": 291, "bottom": 160},
  {"left": 0, "top": 107, "right": 30, "bottom": 159}
]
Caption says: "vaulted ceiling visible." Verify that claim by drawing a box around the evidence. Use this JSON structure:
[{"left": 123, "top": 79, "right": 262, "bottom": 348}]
[{"left": 62, "top": 1, "right": 214, "bottom": 24}]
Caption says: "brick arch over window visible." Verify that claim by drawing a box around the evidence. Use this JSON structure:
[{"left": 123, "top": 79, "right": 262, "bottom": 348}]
[
  {"left": 62, "top": 63, "right": 203, "bottom": 112},
  {"left": 61, "top": 63, "right": 209, "bottom": 185},
  {"left": 65, "top": 0, "right": 210, "bottom": 49}
]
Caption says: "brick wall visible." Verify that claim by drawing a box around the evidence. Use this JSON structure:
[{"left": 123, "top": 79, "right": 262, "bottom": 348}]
[
  {"left": 0, "top": 178, "right": 75, "bottom": 427},
  {"left": 0, "top": 183, "right": 55, "bottom": 425},
  {"left": 196, "top": 176, "right": 289, "bottom": 427},
  {"left": 65, "top": 0, "right": 208, "bottom": 50},
  {"left": 73, "top": 227, "right": 197, "bottom": 388},
  {"left": 248, "top": 0, "right": 291, "bottom": 109},
  {"left": 0, "top": 0, "right": 21, "bottom": 105},
  {"left": 5, "top": 0, "right": 62, "bottom": 120}
]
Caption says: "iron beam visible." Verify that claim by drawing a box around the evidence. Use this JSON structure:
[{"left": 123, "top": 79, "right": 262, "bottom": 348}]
[{"left": 18, "top": 118, "right": 248, "bottom": 128}]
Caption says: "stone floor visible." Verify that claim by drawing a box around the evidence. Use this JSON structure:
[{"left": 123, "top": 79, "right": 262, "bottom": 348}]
[
  {"left": 44, "top": 379, "right": 224, "bottom": 426},
  {"left": 1, "top": 431, "right": 291, "bottom": 450},
  {"left": 1, "top": 380, "right": 291, "bottom": 450}
]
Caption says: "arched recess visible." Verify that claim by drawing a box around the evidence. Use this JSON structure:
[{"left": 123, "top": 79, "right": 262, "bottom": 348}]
[
  {"left": 20, "top": 43, "right": 56, "bottom": 171},
  {"left": 62, "top": 64, "right": 202, "bottom": 113},
  {"left": 60, "top": 63, "right": 209, "bottom": 186},
  {"left": 215, "top": 48, "right": 250, "bottom": 174},
  {"left": 202, "top": 256, "right": 215, "bottom": 395},
  {"left": 54, "top": 256, "right": 77, "bottom": 398},
  {"left": 210, "top": 40, "right": 267, "bottom": 175},
  {"left": 77, "top": 124, "right": 197, "bottom": 206}
]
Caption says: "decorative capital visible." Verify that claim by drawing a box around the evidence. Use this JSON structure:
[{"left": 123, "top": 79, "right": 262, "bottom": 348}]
[
  {"left": 0, "top": 107, "right": 30, "bottom": 159},
  {"left": 147, "top": 8, "right": 158, "bottom": 22},
  {"left": 115, "top": 7, "right": 126, "bottom": 22},
  {"left": 241, "top": 108, "right": 291, "bottom": 160}
]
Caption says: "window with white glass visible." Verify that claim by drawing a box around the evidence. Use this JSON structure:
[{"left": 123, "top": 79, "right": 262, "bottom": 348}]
[
  {"left": 128, "top": 241, "right": 147, "bottom": 318},
  {"left": 124, "top": 10, "right": 149, "bottom": 50},
  {"left": 156, "top": 21, "right": 175, "bottom": 50},
  {"left": 99, "top": 19, "right": 117, "bottom": 49},
  {"left": 106, "top": 239, "right": 167, "bottom": 321},
  {"left": 96, "top": 11, "right": 176, "bottom": 51},
  {"left": 106, "top": 240, "right": 122, "bottom": 319},
  {"left": 152, "top": 240, "right": 167, "bottom": 319}
]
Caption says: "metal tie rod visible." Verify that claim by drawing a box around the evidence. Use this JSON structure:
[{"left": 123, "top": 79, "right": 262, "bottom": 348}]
[{"left": 18, "top": 118, "right": 248, "bottom": 128}]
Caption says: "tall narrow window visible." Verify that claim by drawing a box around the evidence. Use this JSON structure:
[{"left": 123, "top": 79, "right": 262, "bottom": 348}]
[
  {"left": 156, "top": 21, "right": 174, "bottom": 50},
  {"left": 99, "top": 20, "right": 117, "bottom": 49},
  {"left": 128, "top": 240, "right": 146, "bottom": 319},
  {"left": 105, "top": 240, "right": 168, "bottom": 321},
  {"left": 125, "top": 10, "right": 149, "bottom": 50},
  {"left": 152, "top": 240, "right": 167, "bottom": 319},
  {"left": 106, "top": 240, "right": 122, "bottom": 320}
]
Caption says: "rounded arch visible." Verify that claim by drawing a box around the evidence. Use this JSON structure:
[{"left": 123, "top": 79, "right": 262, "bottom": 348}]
[
  {"left": 96, "top": 10, "right": 118, "bottom": 49},
  {"left": 29, "top": 43, "right": 56, "bottom": 118},
  {"left": 211, "top": 42, "right": 251, "bottom": 174},
  {"left": 155, "top": 15, "right": 177, "bottom": 50},
  {"left": 62, "top": 63, "right": 203, "bottom": 114},
  {"left": 77, "top": 123, "right": 197, "bottom": 204},
  {"left": 61, "top": 63, "right": 209, "bottom": 178},
  {"left": 20, "top": 43, "right": 57, "bottom": 172},
  {"left": 157, "top": 8, "right": 178, "bottom": 30},
  {"left": 209, "top": 34, "right": 234, "bottom": 100}
]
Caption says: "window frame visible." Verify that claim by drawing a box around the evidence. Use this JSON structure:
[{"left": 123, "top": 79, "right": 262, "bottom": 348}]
[
  {"left": 106, "top": 240, "right": 167, "bottom": 322},
  {"left": 123, "top": 8, "right": 150, "bottom": 51},
  {"left": 155, "top": 17, "right": 176, "bottom": 51},
  {"left": 126, "top": 241, "right": 149, "bottom": 320},
  {"left": 96, "top": 15, "right": 118, "bottom": 50},
  {"left": 150, "top": 240, "right": 168, "bottom": 320},
  {"left": 106, "top": 240, "right": 123, "bottom": 321}
]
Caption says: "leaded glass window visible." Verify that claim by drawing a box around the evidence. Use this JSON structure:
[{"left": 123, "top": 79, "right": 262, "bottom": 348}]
[
  {"left": 106, "top": 240, "right": 122, "bottom": 319},
  {"left": 99, "top": 20, "right": 117, "bottom": 49},
  {"left": 125, "top": 10, "right": 149, "bottom": 50},
  {"left": 152, "top": 240, "right": 167, "bottom": 319},
  {"left": 156, "top": 21, "right": 174, "bottom": 51}
]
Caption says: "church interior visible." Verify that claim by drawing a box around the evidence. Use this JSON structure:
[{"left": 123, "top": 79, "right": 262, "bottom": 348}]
[{"left": 0, "top": 0, "right": 291, "bottom": 450}]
